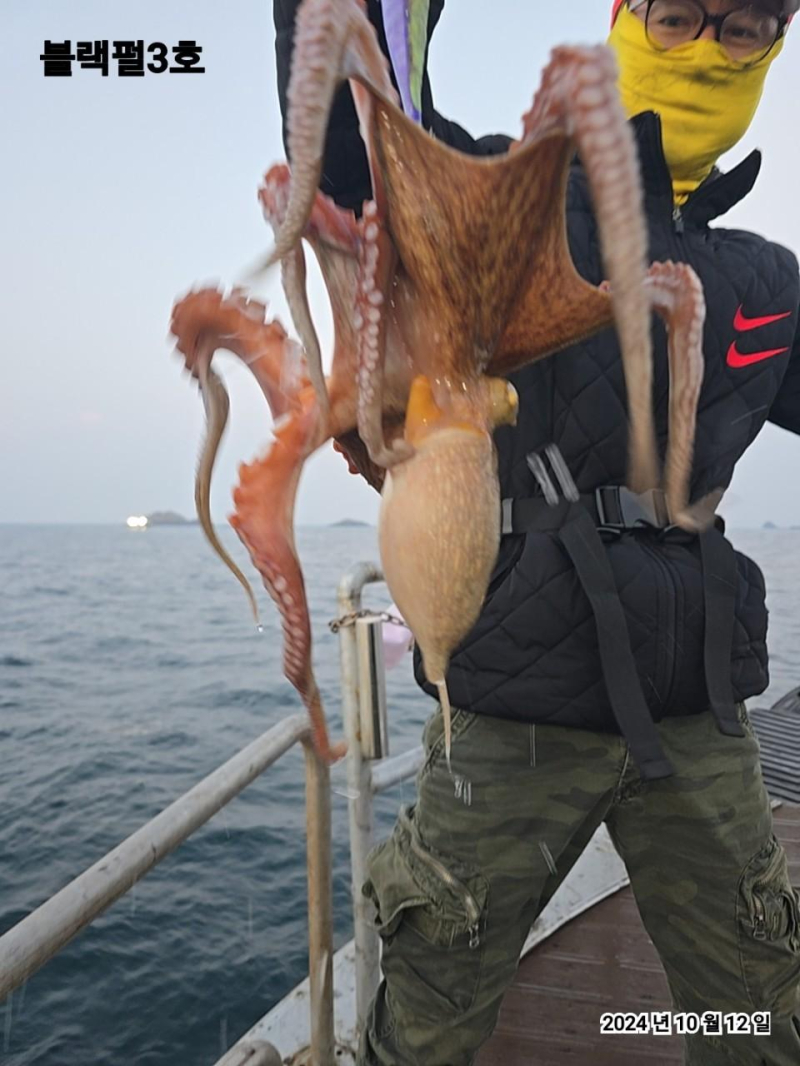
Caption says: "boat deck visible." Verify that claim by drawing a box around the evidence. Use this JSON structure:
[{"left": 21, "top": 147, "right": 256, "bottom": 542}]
[{"left": 477, "top": 803, "right": 800, "bottom": 1065}]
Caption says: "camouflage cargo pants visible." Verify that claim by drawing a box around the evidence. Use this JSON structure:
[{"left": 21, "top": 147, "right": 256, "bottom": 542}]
[{"left": 357, "top": 704, "right": 800, "bottom": 1065}]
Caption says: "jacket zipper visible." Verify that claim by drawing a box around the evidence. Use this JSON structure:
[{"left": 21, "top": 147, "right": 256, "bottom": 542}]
[
  {"left": 406, "top": 825, "right": 482, "bottom": 948},
  {"left": 672, "top": 205, "right": 685, "bottom": 235}
]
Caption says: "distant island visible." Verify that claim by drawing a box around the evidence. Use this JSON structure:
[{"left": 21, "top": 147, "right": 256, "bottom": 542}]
[
  {"left": 762, "top": 522, "right": 778, "bottom": 530},
  {"left": 330, "top": 519, "right": 371, "bottom": 528},
  {"left": 149, "top": 511, "right": 198, "bottom": 526},
  {"left": 126, "top": 511, "right": 198, "bottom": 528}
]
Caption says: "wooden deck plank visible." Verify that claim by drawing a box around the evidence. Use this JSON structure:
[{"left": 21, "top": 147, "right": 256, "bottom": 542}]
[{"left": 477, "top": 803, "right": 800, "bottom": 1065}]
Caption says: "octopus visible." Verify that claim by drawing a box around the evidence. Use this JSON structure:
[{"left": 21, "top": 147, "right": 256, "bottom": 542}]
[{"left": 170, "top": 0, "right": 712, "bottom": 766}]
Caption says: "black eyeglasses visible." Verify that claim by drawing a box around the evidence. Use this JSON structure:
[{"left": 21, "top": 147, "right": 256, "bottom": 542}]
[{"left": 631, "top": 0, "right": 786, "bottom": 64}]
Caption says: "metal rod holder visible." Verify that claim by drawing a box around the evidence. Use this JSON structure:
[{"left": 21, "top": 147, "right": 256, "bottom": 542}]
[
  {"left": 337, "top": 564, "right": 384, "bottom": 1039},
  {"left": 355, "top": 616, "right": 389, "bottom": 761}
]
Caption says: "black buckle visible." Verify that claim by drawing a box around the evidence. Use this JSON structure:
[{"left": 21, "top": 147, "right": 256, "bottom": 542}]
[{"left": 595, "top": 487, "right": 670, "bottom": 530}]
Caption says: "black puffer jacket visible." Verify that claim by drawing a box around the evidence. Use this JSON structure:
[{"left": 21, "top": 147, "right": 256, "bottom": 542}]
[{"left": 274, "top": 1, "right": 800, "bottom": 744}]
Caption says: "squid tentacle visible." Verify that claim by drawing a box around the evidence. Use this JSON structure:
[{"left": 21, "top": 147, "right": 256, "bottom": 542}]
[
  {"left": 172, "top": 286, "right": 344, "bottom": 763},
  {"left": 171, "top": 287, "right": 310, "bottom": 421},
  {"left": 170, "top": 287, "right": 316, "bottom": 636},
  {"left": 281, "top": 243, "right": 331, "bottom": 424},
  {"left": 259, "top": 164, "right": 331, "bottom": 424},
  {"left": 523, "top": 46, "right": 658, "bottom": 494},
  {"left": 193, "top": 360, "right": 262, "bottom": 628}
]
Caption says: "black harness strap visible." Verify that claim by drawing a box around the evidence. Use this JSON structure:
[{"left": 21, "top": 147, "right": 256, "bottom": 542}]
[
  {"left": 558, "top": 506, "right": 675, "bottom": 781},
  {"left": 502, "top": 489, "right": 744, "bottom": 777},
  {"left": 504, "top": 497, "right": 673, "bottom": 780},
  {"left": 698, "top": 527, "right": 745, "bottom": 738}
]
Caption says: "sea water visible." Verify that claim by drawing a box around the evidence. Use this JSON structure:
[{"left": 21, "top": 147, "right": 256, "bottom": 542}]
[{"left": 0, "top": 524, "right": 798, "bottom": 1065}]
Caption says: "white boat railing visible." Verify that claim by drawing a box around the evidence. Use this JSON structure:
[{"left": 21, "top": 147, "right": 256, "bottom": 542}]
[
  {"left": 334, "top": 563, "right": 424, "bottom": 1035},
  {"left": 0, "top": 563, "right": 426, "bottom": 1066}
]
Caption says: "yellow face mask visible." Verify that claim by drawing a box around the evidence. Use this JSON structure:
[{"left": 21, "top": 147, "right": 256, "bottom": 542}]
[{"left": 608, "top": 3, "right": 783, "bottom": 203}]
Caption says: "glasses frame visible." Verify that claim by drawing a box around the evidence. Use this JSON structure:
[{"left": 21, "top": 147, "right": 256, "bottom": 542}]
[{"left": 632, "top": 0, "right": 788, "bottom": 64}]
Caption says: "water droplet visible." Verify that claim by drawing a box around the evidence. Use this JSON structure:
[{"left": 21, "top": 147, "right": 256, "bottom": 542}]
[
  {"left": 333, "top": 786, "right": 361, "bottom": 801},
  {"left": 16, "top": 980, "right": 27, "bottom": 1023},
  {"left": 453, "top": 776, "right": 473, "bottom": 807},
  {"left": 539, "top": 840, "right": 557, "bottom": 876},
  {"left": 3, "top": 989, "right": 13, "bottom": 1053}
]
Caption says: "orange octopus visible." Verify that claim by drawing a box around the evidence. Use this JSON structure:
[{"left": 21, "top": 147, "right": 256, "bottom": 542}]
[{"left": 170, "top": 0, "right": 709, "bottom": 764}]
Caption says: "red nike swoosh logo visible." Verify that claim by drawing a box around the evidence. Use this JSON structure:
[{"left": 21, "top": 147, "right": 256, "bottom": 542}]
[
  {"left": 727, "top": 342, "right": 789, "bottom": 368},
  {"left": 733, "top": 305, "right": 792, "bottom": 331}
]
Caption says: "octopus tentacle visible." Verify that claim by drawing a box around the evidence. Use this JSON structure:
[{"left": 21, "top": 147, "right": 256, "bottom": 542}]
[
  {"left": 344, "top": 7, "right": 398, "bottom": 105},
  {"left": 268, "top": 0, "right": 356, "bottom": 264},
  {"left": 260, "top": 163, "right": 360, "bottom": 258},
  {"left": 267, "top": 0, "right": 396, "bottom": 267},
  {"left": 644, "top": 261, "right": 715, "bottom": 530},
  {"left": 230, "top": 389, "right": 346, "bottom": 764},
  {"left": 523, "top": 46, "right": 658, "bottom": 494},
  {"left": 355, "top": 200, "right": 413, "bottom": 467},
  {"left": 259, "top": 163, "right": 413, "bottom": 470}
]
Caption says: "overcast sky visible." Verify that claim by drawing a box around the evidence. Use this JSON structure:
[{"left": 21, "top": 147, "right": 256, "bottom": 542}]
[{"left": 2, "top": 0, "right": 799, "bottom": 527}]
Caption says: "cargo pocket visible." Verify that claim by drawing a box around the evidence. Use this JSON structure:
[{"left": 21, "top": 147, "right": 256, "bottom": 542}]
[
  {"left": 737, "top": 833, "right": 800, "bottom": 1015},
  {"left": 362, "top": 806, "right": 488, "bottom": 1019}
]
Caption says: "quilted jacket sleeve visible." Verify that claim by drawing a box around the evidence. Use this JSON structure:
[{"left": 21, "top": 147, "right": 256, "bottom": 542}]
[
  {"left": 273, "top": 0, "right": 510, "bottom": 213},
  {"left": 769, "top": 328, "right": 800, "bottom": 435}
]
